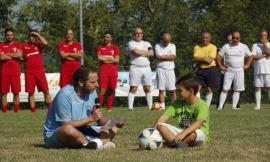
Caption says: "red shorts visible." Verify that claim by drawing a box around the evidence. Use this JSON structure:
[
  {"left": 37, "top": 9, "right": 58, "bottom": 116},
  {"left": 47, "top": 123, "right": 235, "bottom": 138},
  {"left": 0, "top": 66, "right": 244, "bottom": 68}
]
[
  {"left": 25, "top": 73, "right": 49, "bottom": 93},
  {"left": 0, "top": 75, "right": 21, "bottom": 94},
  {"left": 99, "top": 75, "right": 117, "bottom": 90}
]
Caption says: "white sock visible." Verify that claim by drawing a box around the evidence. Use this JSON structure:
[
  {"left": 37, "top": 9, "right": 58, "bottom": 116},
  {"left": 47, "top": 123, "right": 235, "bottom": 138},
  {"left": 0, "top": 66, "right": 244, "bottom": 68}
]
[
  {"left": 268, "top": 90, "right": 270, "bottom": 100},
  {"left": 196, "top": 91, "right": 201, "bottom": 98},
  {"left": 128, "top": 93, "right": 135, "bottom": 110},
  {"left": 145, "top": 93, "right": 153, "bottom": 110},
  {"left": 161, "top": 102, "right": 165, "bottom": 110},
  {"left": 232, "top": 92, "right": 240, "bottom": 108},
  {"left": 205, "top": 92, "right": 213, "bottom": 107},
  {"left": 218, "top": 92, "right": 227, "bottom": 108},
  {"left": 255, "top": 90, "right": 261, "bottom": 108}
]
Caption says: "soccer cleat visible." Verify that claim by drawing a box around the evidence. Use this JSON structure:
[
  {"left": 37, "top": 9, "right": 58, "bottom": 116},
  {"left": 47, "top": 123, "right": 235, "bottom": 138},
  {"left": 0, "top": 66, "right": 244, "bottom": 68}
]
[
  {"left": 2, "top": 106, "right": 8, "bottom": 113},
  {"left": 128, "top": 108, "right": 133, "bottom": 111},
  {"left": 31, "top": 108, "right": 36, "bottom": 112},
  {"left": 100, "top": 141, "right": 116, "bottom": 150},
  {"left": 254, "top": 107, "right": 260, "bottom": 110}
]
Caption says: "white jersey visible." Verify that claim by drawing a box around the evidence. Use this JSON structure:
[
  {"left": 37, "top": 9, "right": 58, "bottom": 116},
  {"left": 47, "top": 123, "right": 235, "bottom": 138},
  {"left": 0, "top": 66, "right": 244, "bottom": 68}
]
[
  {"left": 252, "top": 42, "right": 270, "bottom": 74},
  {"left": 219, "top": 42, "right": 252, "bottom": 71},
  {"left": 128, "top": 40, "right": 152, "bottom": 67},
  {"left": 155, "top": 42, "right": 176, "bottom": 70}
]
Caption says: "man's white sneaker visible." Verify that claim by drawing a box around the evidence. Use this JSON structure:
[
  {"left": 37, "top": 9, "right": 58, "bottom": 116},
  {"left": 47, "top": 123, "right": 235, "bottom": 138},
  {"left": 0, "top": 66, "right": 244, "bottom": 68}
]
[
  {"left": 254, "top": 107, "right": 260, "bottom": 110},
  {"left": 100, "top": 141, "right": 116, "bottom": 150},
  {"left": 232, "top": 107, "right": 240, "bottom": 110},
  {"left": 217, "top": 107, "right": 223, "bottom": 111}
]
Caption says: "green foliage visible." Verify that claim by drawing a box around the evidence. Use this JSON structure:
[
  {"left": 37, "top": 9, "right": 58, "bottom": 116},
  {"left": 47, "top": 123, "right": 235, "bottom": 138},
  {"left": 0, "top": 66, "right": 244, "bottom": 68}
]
[{"left": 2, "top": 0, "right": 270, "bottom": 102}]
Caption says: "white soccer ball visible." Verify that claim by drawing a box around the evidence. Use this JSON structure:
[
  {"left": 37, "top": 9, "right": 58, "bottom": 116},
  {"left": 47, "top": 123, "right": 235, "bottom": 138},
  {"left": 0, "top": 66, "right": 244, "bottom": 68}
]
[{"left": 138, "top": 128, "right": 163, "bottom": 150}]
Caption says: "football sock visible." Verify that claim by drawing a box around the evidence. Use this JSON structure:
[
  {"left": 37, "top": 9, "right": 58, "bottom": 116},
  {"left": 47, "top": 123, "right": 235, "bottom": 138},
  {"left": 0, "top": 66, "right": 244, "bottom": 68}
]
[
  {"left": 13, "top": 104, "right": 19, "bottom": 113},
  {"left": 2, "top": 105, "right": 8, "bottom": 113},
  {"left": 196, "top": 91, "right": 201, "bottom": 98},
  {"left": 98, "top": 94, "right": 104, "bottom": 108},
  {"left": 205, "top": 92, "right": 213, "bottom": 107},
  {"left": 232, "top": 92, "right": 240, "bottom": 108},
  {"left": 128, "top": 93, "right": 135, "bottom": 110},
  {"left": 160, "top": 102, "right": 165, "bottom": 110},
  {"left": 107, "top": 94, "right": 114, "bottom": 111},
  {"left": 255, "top": 90, "right": 261, "bottom": 108},
  {"left": 31, "top": 107, "right": 36, "bottom": 112},
  {"left": 218, "top": 92, "right": 227, "bottom": 108},
  {"left": 145, "top": 93, "right": 153, "bottom": 110}
]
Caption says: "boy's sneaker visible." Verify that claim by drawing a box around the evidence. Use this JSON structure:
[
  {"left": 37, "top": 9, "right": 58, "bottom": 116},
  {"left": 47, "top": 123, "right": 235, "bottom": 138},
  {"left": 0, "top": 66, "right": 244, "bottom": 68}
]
[
  {"left": 172, "top": 141, "right": 188, "bottom": 149},
  {"left": 83, "top": 141, "right": 98, "bottom": 149},
  {"left": 254, "top": 107, "right": 260, "bottom": 110},
  {"left": 100, "top": 141, "right": 116, "bottom": 150},
  {"left": 232, "top": 107, "right": 240, "bottom": 111}
]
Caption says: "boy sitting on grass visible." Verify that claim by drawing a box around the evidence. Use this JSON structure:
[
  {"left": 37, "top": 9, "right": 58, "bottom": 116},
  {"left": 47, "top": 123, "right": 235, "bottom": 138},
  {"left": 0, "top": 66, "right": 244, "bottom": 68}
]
[{"left": 154, "top": 74, "right": 209, "bottom": 148}]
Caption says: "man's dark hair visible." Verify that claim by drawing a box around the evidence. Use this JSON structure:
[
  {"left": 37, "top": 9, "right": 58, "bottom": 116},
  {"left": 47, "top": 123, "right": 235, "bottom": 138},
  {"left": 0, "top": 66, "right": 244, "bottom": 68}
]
[
  {"left": 176, "top": 74, "right": 199, "bottom": 94},
  {"left": 259, "top": 29, "right": 268, "bottom": 35},
  {"left": 104, "top": 31, "right": 113, "bottom": 37},
  {"left": 73, "top": 65, "right": 97, "bottom": 86},
  {"left": 5, "top": 28, "right": 14, "bottom": 34}
]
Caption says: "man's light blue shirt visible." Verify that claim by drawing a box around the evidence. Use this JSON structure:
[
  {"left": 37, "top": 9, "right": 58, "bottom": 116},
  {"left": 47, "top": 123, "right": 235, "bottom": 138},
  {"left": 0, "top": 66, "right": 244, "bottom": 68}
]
[{"left": 43, "top": 84, "right": 97, "bottom": 141}]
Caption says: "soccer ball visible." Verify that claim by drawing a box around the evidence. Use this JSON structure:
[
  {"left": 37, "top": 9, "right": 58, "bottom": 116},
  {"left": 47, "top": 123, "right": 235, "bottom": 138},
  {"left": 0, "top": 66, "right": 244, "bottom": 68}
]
[
  {"left": 151, "top": 102, "right": 162, "bottom": 111},
  {"left": 138, "top": 128, "right": 163, "bottom": 150}
]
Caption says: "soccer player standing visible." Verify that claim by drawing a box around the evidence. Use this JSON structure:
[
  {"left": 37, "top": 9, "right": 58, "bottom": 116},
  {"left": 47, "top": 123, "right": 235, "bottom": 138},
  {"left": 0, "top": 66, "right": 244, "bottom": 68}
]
[
  {"left": 128, "top": 27, "right": 154, "bottom": 110},
  {"left": 22, "top": 30, "right": 51, "bottom": 112},
  {"left": 252, "top": 29, "right": 270, "bottom": 110},
  {"left": 216, "top": 31, "right": 253, "bottom": 110},
  {"left": 97, "top": 32, "right": 119, "bottom": 111},
  {"left": 193, "top": 32, "right": 219, "bottom": 107},
  {"left": 58, "top": 29, "right": 83, "bottom": 88},
  {"left": 0, "top": 28, "right": 22, "bottom": 113},
  {"left": 155, "top": 33, "right": 177, "bottom": 110}
]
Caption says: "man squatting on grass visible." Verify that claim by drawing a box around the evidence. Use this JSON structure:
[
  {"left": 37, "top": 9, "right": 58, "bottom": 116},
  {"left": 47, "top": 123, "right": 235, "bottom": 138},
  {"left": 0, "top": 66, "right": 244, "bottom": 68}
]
[
  {"left": 154, "top": 74, "right": 209, "bottom": 148},
  {"left": 43, "top": 65, "right": 126, "bottom": 149}
]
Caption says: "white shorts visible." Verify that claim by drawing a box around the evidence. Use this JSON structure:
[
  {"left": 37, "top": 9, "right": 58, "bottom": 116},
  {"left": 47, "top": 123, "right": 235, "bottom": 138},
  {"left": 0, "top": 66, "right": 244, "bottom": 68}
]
[
  {"left": 157, "top": 123, "right": 205, "bottom": 145},
  {"left": 156, "top": 68, "right": 176, "bottom": 91},
  {"left": 223, "top": 70, "right": 245, "bottom": 91},
  {"left": 254, "top": 74, "right": 270, "bottom": 87},
  {"left": 129, "top": 66, "right": 152, "bottom": 86}
]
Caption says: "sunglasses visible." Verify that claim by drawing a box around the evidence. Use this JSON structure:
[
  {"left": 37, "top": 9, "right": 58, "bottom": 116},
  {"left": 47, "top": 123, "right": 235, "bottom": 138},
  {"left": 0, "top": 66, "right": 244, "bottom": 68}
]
[{"left": 232, "top": 37, "right": 240, "bottom": 40}]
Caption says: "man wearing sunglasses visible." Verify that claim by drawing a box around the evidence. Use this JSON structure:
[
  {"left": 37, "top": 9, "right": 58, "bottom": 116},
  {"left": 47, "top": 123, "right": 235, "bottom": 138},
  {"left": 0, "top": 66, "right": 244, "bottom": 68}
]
[{"left": 216, "top": 31, "right": 253, "bottom": 110}]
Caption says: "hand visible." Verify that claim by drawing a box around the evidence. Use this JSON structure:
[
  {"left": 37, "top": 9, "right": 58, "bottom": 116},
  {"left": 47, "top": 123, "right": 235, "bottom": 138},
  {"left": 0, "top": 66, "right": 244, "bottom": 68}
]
[
  {"left": 244, "top": 65, "right": 249, "bottom": 70},
  {"left": 174, "top": 132, "right": 187, "bottom": 142},
  {"left": 91, "top": 108, "right": 103, "bottom": 121},
  {"left": 204, "top": 57, "right": 213, "bottom": 64},
  {"left": 220, "top": 65, "right": 228, "bottom": 72},
  {"left": 30, "top": 31, "right": 40, "bottom": 37}
]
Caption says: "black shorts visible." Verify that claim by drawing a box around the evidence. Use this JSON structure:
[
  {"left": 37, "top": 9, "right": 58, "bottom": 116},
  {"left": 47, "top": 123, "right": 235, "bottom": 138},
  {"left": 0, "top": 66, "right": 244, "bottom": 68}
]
[
  {"left": 195, "top": 67, "right": 220, "bottom": 88},
  {"left": 76, "top": 125, "right": 101, "bottom": 138}
]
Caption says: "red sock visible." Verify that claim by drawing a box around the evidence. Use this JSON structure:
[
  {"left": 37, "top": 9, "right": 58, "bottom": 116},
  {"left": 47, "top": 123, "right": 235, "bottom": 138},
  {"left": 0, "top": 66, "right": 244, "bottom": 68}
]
[
  {"left": 46, "top": 102, "right": 51, "bottom": 108},
  {"left": 31, "top": 107, "right": 36, "bottom": 112},
  {"left": 2, "top": 105, "right": 8, "bottom": 113},
  {"left": 98, "top": 95, "right": 104, "bottom": 108},
  {"left": 13, "top": 104, "right": 19, "bottom": 113},
  {"left": 107, "top": 94, "right": 114, "bottom": 111}
]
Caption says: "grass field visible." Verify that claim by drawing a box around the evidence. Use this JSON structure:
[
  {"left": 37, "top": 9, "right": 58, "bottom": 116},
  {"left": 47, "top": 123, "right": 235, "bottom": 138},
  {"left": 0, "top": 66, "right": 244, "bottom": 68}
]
[{"left": 0, "top": 104, "right": 270, "bottom": 162}]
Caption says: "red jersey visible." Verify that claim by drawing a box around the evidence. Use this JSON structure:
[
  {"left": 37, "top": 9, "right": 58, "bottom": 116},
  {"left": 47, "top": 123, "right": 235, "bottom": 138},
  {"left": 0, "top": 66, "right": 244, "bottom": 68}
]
[
  {"left": 22, "top": 42, "right": 45, "bottom": 74},
  {"left": 0, "top": 42, "right": 22, "bottom": 76},
  {"left": 58, "top": 41, "right": 82, "bottom": 71},
  {"left": 97, "top": 44, "right": 119, "bottom": 77}
]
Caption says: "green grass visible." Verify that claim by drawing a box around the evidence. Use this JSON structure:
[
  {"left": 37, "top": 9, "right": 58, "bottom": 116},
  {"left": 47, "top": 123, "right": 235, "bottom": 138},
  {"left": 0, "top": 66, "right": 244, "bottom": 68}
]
[{"left": 0, "top": 104, "right": 270, "bottom": 162}]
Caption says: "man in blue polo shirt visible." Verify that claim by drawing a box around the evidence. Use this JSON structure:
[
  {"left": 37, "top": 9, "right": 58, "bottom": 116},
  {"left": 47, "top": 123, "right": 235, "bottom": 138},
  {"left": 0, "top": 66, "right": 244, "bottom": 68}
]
[{"left": 43, "top": 65, "right": 125, "bottom": 149}]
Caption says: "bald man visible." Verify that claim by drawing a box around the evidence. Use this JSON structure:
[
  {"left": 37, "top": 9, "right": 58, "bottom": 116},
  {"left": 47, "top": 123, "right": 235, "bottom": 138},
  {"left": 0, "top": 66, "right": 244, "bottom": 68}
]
[
  {"left": 216, "top": 31, "right": 253, "bottom": 110},
  {"left": 155, "top": 33, "right": 177, "bottom": 110},
  {"left": 127, "top": 27, "right": 154, "bottom": 111},
  {"left": 193, "top": 32, "right": 219, "bottom": 107}
]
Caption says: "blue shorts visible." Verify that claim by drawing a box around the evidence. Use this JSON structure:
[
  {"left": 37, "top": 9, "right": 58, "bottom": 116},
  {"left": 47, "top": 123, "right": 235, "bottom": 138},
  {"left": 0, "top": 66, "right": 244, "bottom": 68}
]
[
  {"left": 195, "top": 67, "right": 220, "bottom": 88},
  {"left": 44, "top": 126, "right": 101, "bottom": 148}
]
